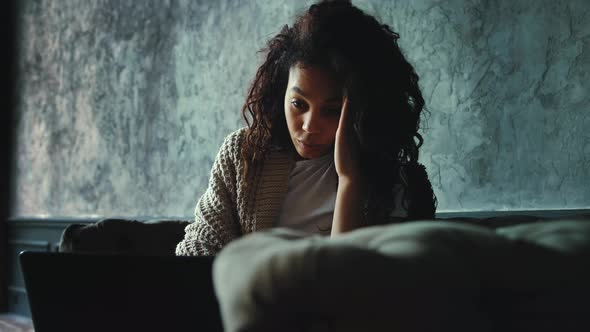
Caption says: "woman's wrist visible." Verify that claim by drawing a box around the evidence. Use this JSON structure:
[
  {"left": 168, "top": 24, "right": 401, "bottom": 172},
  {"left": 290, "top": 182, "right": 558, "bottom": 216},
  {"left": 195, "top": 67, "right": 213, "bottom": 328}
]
[
  {"left": 338, "top": 173, "right": 366, "bottom": 192},
  {"left": 331, "top": 175, "right": 366, "bottom": 236}
]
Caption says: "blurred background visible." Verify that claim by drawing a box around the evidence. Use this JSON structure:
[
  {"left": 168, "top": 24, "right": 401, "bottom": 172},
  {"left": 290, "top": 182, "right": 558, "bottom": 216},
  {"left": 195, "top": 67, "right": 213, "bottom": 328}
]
[
  {"left": 11, "top": 0, "right": 590, "bottom": 218},
  {"left": 12, "top": 0, "right": 590, "bottom": 218}
]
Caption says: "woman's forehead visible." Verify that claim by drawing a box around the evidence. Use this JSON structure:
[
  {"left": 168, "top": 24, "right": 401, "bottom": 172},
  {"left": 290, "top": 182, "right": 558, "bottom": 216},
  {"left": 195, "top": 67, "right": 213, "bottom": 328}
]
[{"left": 287, "top": 64, "right": 343, "bottom": 99}]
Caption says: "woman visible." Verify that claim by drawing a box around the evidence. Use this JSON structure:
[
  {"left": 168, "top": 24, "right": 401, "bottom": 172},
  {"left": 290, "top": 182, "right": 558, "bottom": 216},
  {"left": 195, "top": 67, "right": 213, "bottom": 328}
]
[{"left": 176, "top": 0, "right": 436, "bottom": 256}]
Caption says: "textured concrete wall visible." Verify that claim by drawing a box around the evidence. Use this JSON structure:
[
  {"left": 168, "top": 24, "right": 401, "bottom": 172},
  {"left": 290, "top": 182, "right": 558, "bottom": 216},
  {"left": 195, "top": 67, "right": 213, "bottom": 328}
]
[{"left": 13, "top": 0, "right": 589, "bottom": 217}]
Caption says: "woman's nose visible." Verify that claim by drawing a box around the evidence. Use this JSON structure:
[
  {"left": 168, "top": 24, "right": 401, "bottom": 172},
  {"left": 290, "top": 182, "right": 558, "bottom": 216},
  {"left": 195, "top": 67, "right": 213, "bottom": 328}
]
[{"left": 302, "top": 110, "right": 321, "bottom": 134}]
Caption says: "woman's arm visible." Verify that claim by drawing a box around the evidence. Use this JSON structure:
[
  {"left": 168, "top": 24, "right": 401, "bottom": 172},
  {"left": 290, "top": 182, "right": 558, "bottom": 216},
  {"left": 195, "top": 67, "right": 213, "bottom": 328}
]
[
  {"left": 331, "top": 97, "right": 366, "bottom": 236},
  {"left": 176, "top": 131, "right": 243, "bottom": 256},
  {"left": 330, "top": 177, "right": 365, "bottom": 235}
]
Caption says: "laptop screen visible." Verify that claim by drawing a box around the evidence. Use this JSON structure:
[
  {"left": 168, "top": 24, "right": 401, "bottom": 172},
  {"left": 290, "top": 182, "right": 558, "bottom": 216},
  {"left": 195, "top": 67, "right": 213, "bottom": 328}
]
[{"left": 20, "top": 251, "right": 222, "bottom": 332}]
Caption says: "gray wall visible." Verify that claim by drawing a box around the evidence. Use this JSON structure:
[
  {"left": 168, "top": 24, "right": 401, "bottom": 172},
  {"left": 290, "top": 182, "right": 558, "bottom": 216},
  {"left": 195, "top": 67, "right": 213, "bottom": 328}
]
[{"left": 13, "top": 0, "right": 590, "bottom": 217}]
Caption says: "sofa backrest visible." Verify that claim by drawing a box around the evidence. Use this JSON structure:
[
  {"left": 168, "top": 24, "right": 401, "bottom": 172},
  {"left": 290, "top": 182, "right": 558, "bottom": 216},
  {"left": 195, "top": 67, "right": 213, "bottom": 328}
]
[{"left": 59, "top": 218, "right": 191, "bottom": 256}]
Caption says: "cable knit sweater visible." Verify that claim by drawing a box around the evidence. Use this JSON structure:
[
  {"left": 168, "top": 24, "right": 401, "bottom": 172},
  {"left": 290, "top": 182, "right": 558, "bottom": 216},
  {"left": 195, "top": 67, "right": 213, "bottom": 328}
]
[
  {"left": 176, "top": 128, "right": 295, "bottom": 256},
  {"left": 176, "top": 128, "right": 435, "bottom": 256}
]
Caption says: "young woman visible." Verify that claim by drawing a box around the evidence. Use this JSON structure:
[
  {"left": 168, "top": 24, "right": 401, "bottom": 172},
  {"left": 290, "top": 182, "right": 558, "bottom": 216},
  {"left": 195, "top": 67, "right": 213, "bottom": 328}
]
[{"left": 176, "top": 0, "right": 436, "bottom": 256}]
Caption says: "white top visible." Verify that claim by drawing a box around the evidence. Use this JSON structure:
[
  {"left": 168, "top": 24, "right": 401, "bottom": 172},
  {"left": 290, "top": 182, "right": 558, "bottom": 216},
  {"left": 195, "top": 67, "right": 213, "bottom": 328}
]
[{"left": 275, "top": 153, "right": 337, "bottom": 236}]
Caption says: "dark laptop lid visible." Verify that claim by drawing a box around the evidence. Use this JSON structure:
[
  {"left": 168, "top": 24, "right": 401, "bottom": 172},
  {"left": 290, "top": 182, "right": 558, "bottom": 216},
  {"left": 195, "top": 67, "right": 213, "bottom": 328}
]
[{"left": 20, "top": 251, "right": 222, "bottom": 332}]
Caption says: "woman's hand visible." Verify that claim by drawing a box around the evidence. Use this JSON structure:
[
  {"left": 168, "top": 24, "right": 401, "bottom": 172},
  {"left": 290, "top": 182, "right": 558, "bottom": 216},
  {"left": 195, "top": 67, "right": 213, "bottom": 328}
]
[
  {"left": 334, "top": 96, "right": 362, "bottom": 183},
  {"left": 331, "top": 96, "right": 366, "bottom": 236}
]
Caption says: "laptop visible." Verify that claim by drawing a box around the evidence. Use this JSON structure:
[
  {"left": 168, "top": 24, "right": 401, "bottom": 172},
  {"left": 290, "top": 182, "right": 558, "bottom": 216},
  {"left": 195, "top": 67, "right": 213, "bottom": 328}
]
[{"left": 20, "top": 251, "right": 223, "bottom": 332}]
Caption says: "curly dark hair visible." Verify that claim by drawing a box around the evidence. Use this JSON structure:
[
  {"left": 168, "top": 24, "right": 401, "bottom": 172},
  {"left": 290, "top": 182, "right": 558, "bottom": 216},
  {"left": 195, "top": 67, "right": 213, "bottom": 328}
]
[{"left": 241, "top": 0, "right": 436, "bottom": 223}]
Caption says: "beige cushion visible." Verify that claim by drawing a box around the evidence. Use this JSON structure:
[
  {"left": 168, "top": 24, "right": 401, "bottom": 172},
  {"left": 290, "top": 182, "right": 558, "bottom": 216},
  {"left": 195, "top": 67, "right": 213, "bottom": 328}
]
[
  {"left": 213, "top": 222, "right": 500, "bottom": 332},
  {"left": 213, "top": 219, "right": 590, "bottom": 332}
]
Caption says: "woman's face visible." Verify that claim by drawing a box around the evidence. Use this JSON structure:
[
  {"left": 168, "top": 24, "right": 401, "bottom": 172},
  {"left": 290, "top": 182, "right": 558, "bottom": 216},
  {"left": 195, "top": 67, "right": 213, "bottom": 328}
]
[{"left": 284, "top": 63, "right": 343, "bottom": 159}]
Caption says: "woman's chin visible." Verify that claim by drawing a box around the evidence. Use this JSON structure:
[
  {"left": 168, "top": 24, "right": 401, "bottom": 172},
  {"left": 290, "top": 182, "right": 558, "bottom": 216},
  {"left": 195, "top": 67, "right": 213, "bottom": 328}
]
[{"left": 296, "top": 147, "right": 329, "bottom": 160}]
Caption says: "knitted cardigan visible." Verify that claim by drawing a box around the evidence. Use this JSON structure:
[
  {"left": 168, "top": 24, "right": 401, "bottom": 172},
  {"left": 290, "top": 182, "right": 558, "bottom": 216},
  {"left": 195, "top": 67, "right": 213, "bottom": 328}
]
[
  {"left": 175, "top": 128, "right": 435, "bottom": 256},
  {"left": 176, "top": 128, "right": 294, "bottom": 256}
]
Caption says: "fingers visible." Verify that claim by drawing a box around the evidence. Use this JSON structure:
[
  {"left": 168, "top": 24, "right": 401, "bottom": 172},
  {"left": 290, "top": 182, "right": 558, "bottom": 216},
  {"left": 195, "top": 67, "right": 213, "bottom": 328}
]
[{"left": 338, "top": 96, "right": 349, "bottom": 131}]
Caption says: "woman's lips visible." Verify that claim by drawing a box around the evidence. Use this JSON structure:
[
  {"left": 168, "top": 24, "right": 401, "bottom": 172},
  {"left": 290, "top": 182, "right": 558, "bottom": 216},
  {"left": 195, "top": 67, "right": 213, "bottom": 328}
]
[{"left": 298, "top": 140, "right": 324, "bottom": 150}]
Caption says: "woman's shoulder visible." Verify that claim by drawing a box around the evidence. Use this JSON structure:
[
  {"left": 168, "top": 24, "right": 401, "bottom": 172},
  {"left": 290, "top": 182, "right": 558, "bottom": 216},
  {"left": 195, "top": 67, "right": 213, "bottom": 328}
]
[
  {"left": 217, "top": 127, "right": 248, "bottom": 157},
  {"left": 222, "top": 127, "right": 248, "bottom": 148},
  {"left": 206, "top": 128, "right": 248, "bottom": 176}
]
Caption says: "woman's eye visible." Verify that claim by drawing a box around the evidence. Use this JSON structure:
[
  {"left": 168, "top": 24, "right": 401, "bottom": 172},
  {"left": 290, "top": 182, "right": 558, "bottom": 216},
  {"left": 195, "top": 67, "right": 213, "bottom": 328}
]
[{"left": 291, "top": 100, "right": 304, "bottom": 109}]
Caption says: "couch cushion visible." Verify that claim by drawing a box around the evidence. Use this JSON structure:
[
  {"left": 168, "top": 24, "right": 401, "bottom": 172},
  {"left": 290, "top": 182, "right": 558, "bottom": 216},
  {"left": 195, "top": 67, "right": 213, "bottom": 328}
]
[
  {"left": 213, "top": 219, "right": 590, "bottom": 332},
  {"left": 496, "top": 218, "right": 590, "bottom": 255},
  {"left": 213, "top": 222, "right": 503, "bottom": 332}
]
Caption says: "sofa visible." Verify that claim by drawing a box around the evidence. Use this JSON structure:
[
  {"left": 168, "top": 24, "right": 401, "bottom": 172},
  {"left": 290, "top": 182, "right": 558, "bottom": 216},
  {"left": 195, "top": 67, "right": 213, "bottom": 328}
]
[
  {"left": 59, "top": 218, "right": 191, "bottom": 255},
  {"left": 59, "top": 213, "right": 590, "bottom": 332}
]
